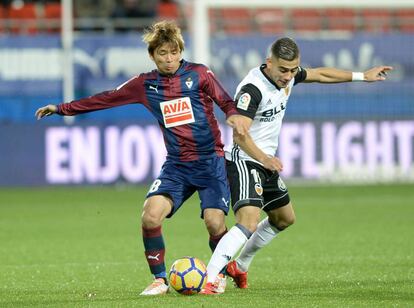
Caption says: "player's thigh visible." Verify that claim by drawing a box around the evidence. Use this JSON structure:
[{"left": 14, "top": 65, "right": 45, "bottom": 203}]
[
  {"left": 226, "top": 159, "right": 264, "bottom": 213},
  {"left": 197, "top": 156, "right": 231, "bottom": 217},
  {"left": 267, "top": 202, "right": 296, "bottom": 230},
  {"left": 262, "top": 172, "right": 290, "bottom": 212},
  {"left": 146, "top": 160, "right": 195, "bottom": 218}
]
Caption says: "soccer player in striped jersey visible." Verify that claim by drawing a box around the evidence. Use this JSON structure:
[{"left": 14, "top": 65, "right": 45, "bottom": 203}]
[
  {"left": 35, "top": 21, "right": 248, "bottom": 296},
  {"left": 201, "top": 37, "right": 392, "bottom": 294}
]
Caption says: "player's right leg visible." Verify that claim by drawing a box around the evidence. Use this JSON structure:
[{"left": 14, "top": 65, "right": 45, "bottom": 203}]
[
  {"left": 222, "top": 206, "right": 261, "bottom": 289},
  {"left": 203, "top": 208, "right": 228, "bottom": 293},
  {"left": 140, "top": 160, "right": 194, "bottom": 296},
  {"left": 196, "top": 155, "right": 231, "bottom": 293},
  {"left": 201, "top": 159, "right": 264, "bottom": 294},
  {"left": 140, "top": 195, "right": 173, "bottom": 295},
  {"left": 201, "top": 206, "right": 259, "bottom": 294}
]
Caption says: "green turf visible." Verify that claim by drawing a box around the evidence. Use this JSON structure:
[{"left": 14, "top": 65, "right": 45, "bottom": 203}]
[{"left": 1, "top": 184, "right": 413, "bottom": 307}]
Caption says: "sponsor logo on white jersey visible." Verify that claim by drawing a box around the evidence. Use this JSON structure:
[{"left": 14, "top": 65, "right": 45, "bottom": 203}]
[{"left": 160, "top": 97, "right": 195, "bottom": 128}]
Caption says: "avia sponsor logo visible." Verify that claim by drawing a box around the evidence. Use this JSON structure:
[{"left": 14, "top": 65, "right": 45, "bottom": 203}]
[
  {"left": 260, "top": 104, "right": 286, "bottom": 122},
  {"left": 160, "top": 97, "right": 195, "bottom": 128}
]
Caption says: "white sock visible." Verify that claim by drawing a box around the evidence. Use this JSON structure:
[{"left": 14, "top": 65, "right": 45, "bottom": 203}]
[
  {"left": 236, "top": 217, "right": 280, "bottom": 272},
  {"left": 206, "top": 225, "right": 248, "bottom": 283}
]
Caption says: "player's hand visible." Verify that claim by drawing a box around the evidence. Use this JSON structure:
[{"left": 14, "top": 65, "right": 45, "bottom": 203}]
[
  {"left": 226, "top": 114, "right": 250, "bottom": 136},
  {"left": 262, "top": 155, "right": 283, "bottom": 172},
  {"left": 35, "top": 104, "right": 58, "bottom": 120},
  {"left": 363, "top": 66, "right": 393, "bottom": 82}
]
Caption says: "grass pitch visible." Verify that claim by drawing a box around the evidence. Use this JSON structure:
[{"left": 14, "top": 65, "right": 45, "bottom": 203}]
[{"left": 1, "top": 184, "right": 413, "bottom": 307}]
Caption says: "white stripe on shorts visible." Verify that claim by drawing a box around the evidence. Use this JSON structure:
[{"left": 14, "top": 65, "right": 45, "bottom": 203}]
[{"left": 232, "top": 146, "right": 249, "bottom": 201}]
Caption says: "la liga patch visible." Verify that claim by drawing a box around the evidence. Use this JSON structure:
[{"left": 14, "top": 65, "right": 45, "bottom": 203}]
[{"left": 237, "top": 93, "right": 251, "bottom": 111}]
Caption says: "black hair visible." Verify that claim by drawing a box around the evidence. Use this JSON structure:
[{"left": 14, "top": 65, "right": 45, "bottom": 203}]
[{"left": 270, "top": 37, "right": 299, "bottom": 61}]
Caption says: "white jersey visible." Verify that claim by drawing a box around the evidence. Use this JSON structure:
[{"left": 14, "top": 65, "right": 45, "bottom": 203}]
[{"left": 225, "top": 64, "right": 306, "bottom": 164}]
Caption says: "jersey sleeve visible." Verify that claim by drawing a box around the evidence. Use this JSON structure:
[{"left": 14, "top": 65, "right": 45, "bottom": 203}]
[
  {"left": 234, "top": 83, "right": 262, "bottom": 119},
  {"left": 293, "top": 66, "right": 307, "bottom": 86},
  {"left": 201, "top": 66, "right": 239, "bottom": 118},
  {"left": 57, "top": 75, "right": 144, "bottom": 116}
]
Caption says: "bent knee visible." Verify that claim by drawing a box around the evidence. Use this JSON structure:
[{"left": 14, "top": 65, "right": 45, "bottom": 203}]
[
  {"left": 205, "top": 221, "right": 226, "bottom": 236},
  {"left": 141, "top": 196, "right": 172, "bottom": 228},
  {"left": 283, "top": 214, "right": 296, "bottom": 228},
  {"left": 141, "top": 210, "right": 163, "bottom": 228},
  {"left": 270, "top": 213, "right": 296, "bottom": 231},
  {"left": 204, "top": 211, "right": 226, "bottom": 235}
]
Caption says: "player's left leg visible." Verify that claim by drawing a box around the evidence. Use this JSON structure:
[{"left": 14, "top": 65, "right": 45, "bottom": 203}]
[
  {"left": 197, "top": 156, "right": 232, "bottom": 294},
  {"left": 235, "top": 202, "right": 295, "bottom": 273},
  {"left": 228, "top": 173, "right": 293, "bottom": 288},
  {"left": 204, "top": 208, "right": 227, "bottom": 242},
  {"left": 196, "top": 155, "right": 231, "bottom": 250}
]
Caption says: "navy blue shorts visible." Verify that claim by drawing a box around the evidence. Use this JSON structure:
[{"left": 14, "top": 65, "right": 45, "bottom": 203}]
[{"left": 146, "top": 155, "right": 230, "bottom": 218}]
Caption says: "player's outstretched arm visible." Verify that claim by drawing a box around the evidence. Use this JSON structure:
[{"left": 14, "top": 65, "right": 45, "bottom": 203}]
[
  {"left": 35, "top": 104, "right": 58, "bottom": 120},
  {"left": 305, "top": 66, "right": 393, "bottom": 83}
]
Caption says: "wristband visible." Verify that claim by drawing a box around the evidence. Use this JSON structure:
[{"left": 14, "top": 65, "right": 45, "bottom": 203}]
[{"left": 352, "top": 72, "right": 364, "bottom": 81}]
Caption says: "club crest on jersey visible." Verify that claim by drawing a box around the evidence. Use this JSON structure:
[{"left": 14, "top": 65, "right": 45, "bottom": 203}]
[
  {"left": 237, "top": 93, "right": 251, "bottom": 111},
  {"left": 185, "top": 77, "right": 193, "bottom": 89},
  {"left": 255, "top": 183, "right": 263, "bottom": 195},
  {"left": 278, "top": 177, "right": 287, "bottom": 191},
  {"left": 160, "top": 97, "right": 195, "bottom": 128}
]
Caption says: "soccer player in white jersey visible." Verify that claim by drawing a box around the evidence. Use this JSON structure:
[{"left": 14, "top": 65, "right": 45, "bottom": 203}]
[{"left": 200, "top": 37, "right": 392, "bottom": 294}]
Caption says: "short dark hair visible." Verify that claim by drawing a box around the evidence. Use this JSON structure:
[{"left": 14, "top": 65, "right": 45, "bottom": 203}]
[{"left": 270, "top": 37, "right": 299, "bottom": 61}]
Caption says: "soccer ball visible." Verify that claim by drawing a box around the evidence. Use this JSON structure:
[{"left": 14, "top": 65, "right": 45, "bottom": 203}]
[{"left": 169, "top": 256, "right": 207, "bottom": 295}]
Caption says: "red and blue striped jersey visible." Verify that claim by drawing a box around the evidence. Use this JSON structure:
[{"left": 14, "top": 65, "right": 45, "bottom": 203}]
[{"left": 57, "top": 60, "right": 238, "bottom": 161}]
